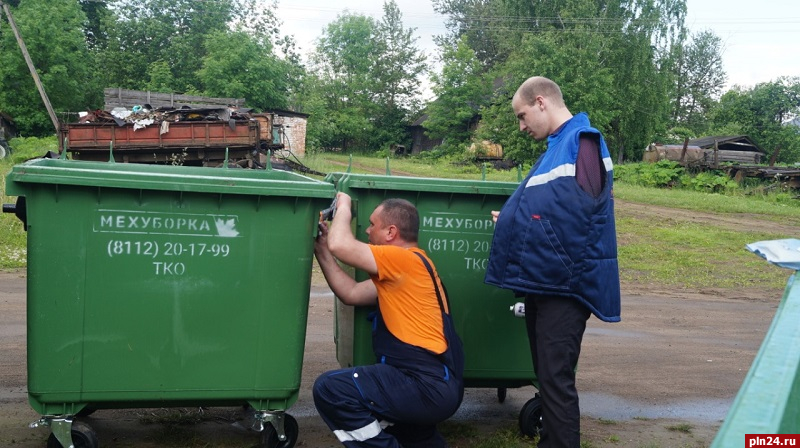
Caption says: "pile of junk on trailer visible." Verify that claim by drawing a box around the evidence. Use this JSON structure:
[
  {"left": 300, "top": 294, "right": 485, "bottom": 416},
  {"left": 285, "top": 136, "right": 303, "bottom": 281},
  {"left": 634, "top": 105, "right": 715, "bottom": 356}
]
[{"left": 59, "top": 89, "right": 311, "bottom": 171}]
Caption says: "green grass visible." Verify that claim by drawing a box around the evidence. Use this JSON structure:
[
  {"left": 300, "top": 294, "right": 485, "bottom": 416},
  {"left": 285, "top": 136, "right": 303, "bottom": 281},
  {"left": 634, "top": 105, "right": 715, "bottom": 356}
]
[
  {"left": 616, "top": 215, "right": 790, "bottom": 290},
  {"left": 0, "top": 169, "right": 27, "bottom": 269},
  {"left": 615, "top": 183, "right": 800, "bottom": 220},
  {"left": 1, "top": 136, "right": 58, "bottom": 270}
]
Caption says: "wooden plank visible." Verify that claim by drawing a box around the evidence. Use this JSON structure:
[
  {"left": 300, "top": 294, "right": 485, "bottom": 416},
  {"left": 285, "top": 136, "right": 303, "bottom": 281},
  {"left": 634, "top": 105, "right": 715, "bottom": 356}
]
[{"left": 104, "top": 88, "right": 245, "bottom": 110}]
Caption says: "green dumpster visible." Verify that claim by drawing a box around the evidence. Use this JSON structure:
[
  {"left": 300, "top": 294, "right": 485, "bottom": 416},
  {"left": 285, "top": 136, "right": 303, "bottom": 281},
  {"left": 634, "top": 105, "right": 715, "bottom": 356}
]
[
  {"left": 5, "top": 158, "right": 335, "bottom": 448},
  {"left": 324, "top": 172, "right": 543, "bottom": 435}
]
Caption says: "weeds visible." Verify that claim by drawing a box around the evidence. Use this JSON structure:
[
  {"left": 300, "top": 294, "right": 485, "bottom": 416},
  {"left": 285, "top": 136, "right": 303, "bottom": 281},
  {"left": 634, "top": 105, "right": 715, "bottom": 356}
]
[
  {"left": 666, "top": 423, "right": 694, "bottom": 433},
  {"left": 137, "top": 408, "right": 208, "bottom": 425},
  {"left": 441, "top": 423, "right": 537, "bottom": 448}
]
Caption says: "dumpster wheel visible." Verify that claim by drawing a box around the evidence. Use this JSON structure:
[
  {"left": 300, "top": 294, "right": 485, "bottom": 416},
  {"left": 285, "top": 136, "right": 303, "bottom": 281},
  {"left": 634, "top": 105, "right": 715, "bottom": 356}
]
[
  {"left": 46, "top": 420, "right": 98, "bottom": 448},
  {"left": 497, "top": 387, "right": 507, "bottom": 403},
  {"left": 260, "top": 413, "right": 298, "bottom": 448},
  {"left": 518, "top": 393, "right": 543, "bottom": 438}
]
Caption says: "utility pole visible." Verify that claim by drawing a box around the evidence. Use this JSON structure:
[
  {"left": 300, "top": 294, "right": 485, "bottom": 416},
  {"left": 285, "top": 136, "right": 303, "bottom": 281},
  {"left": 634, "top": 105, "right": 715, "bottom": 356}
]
[{"left": 0, "top": 1, "right": 60, "bottom": 133}]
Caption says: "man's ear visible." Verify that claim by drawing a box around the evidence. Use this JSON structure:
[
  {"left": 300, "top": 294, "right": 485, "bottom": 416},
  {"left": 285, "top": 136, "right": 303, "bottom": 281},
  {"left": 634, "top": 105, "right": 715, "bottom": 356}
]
[
  {"left": 385, "top": 225, "right": 399, "bottom": 242},
  {"left": 536, "top": 95, "right": 546, "bottom": 110}
]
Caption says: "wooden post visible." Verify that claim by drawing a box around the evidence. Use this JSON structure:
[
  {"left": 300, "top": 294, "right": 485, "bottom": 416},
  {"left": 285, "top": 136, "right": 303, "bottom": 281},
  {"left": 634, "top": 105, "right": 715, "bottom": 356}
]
[
  {"left": 679, "top": 137, "right": 689, "bottom": 164},
  {"left": 0, "top": 2, "right": 60, "bottom": 133},
  {"left": 713, "top": 139, "right": 719, "bottom": 169}
]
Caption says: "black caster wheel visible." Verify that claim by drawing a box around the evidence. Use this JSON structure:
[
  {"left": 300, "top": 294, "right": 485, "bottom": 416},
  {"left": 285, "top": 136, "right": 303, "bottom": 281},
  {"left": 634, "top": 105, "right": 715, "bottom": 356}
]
[
  {"left": 46, "top": 421, "right": 99, "bottom": 448},
  {"left": 76, "top": 406, "right": 97, "bottom": 417},
  {"left": 497, "top": 387, "right": 507, "bottom": 403},
  {"left": 518, "top": 393, "right": 543, "bottom": 438},
  {"left": 260, "top": 414, "right": 299, "bottom": 448}
]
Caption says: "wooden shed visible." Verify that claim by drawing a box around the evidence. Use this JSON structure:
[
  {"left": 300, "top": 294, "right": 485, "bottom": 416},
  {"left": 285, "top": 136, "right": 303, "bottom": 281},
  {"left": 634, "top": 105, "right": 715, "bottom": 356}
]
[
  {"left": 408, "top": 114, "right": 442, "bottom": 154},
  {"left": 644, "top": 135, "right": 766, "bottom": 166},
  {"left": 687, "top": 135, "right": 766, "bottom": 165}
]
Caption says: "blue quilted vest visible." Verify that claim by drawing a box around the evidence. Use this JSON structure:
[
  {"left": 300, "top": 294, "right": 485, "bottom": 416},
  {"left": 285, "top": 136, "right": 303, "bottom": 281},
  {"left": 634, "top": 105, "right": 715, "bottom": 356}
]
[{"left": 485, "top": 113, "right": 621, "bottom": 322}]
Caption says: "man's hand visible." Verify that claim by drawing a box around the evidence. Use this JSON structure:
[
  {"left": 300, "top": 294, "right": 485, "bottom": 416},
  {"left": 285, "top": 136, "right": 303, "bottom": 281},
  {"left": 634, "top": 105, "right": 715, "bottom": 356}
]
[
  {"left": 314, "top": 220, "right": 330, "bottom": 259},
  {"left": 327, "top": 192, "right": 378, "bottom": 276},
  {"left": 491, "top": 210, "right": 500, "bottom": 223}
]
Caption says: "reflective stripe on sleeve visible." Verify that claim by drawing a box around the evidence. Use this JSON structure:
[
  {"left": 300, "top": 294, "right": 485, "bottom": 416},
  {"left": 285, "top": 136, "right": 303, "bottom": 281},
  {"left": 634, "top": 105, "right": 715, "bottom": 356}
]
[{"left": 333, "top": 419, "right": 383, "bottom": 442}]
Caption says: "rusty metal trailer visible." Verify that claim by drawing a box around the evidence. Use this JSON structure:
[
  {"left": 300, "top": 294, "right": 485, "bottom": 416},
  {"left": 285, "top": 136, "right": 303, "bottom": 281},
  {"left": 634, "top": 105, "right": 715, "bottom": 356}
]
[{"left": 60, "top": 118, "right": 267, "bottom": 166}]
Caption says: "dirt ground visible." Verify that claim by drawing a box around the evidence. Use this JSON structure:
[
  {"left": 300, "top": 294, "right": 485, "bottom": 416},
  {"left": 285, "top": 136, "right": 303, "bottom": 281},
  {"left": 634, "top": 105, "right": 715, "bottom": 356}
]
[{"left": 0, "top": 200, "right": 791, "bottom": 447}]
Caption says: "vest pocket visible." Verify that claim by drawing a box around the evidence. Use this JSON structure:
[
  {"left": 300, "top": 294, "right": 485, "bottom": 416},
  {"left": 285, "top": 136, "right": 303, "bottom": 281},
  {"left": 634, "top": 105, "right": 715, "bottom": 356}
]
[{"left": 519, "top": 217, "right": 573, "bottom": 289}]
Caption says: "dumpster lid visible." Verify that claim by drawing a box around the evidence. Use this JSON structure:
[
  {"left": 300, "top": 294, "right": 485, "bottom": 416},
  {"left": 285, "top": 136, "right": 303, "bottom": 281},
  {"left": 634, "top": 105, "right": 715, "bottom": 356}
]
[
  {"left": 6, "top": 159, "right": 334, "bottom": 198},
  {"left": 327, "top": 172, "right": 519, "bottom": 195}
]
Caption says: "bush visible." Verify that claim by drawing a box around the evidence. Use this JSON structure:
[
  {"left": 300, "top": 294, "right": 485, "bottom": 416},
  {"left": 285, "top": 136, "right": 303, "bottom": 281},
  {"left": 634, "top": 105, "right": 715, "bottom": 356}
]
[
  {"left": 685, "top": 171, "right": 739, "bottom": 193},
  {"left": 615, "top": 160, "right": 686, "bottom": 188}
]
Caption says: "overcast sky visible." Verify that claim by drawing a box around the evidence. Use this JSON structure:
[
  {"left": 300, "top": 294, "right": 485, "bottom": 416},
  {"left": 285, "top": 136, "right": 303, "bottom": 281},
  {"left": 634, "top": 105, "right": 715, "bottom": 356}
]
[{"left": 275, "top": 0, "right": 800, "bottom": 91}]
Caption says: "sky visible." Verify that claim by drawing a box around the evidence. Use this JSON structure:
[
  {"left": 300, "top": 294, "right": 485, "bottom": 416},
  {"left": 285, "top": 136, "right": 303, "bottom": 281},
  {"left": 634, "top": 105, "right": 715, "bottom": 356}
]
[{"left": 275, "top": 0, "right": 800, "bottom": 92}]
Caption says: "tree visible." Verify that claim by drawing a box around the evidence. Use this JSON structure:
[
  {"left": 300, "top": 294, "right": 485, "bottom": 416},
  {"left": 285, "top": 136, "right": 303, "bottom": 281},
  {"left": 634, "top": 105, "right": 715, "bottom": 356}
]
[
  {"left": 429, "top": 0, "right": 688, "bottom": 163},
  {"left": 197, "top": 30, "right": 290, "bottom": 110},
  {"left": 0, "top": 0, "right": 99, "bottom": 136},
  {"left": 144, "top": 60, "right": 175, "bottom": 93},
  {"left": 79, "top": 0, "right": 113, "bottom": 50},
  {"left": 431, "top": 0, "right": 525, "bottom": 68},
  {"left": 96, "top": 0, "right": 236, "bottom": 92},
  {"left": 371, "top": 0, "right": 427, "bottom": 149},
  {"left": 308, "top": 12, "right": 381, "bottom": 151},
  {"left": 711, "top": 77, "right": 800, "bottom": 163},
  {"left": 670, "top": 30, "right": 727, "bottom": 134},
  {"left": 425, "top": 36, "right": 488, "bottom": 149},
  {"left": 303, "top": 1, "right": 430, "bottom": 152}
]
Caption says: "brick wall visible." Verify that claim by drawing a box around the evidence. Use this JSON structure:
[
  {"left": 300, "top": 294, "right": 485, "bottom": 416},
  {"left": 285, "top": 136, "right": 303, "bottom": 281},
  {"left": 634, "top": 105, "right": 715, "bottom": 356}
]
[{"left": 274, "top": 115, "right": 307, "bottom": 157}]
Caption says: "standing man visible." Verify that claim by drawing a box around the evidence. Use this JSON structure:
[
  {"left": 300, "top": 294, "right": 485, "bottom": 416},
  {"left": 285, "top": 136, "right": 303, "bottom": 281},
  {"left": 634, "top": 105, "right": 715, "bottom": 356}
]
[
  {"left": 485, "top": 76, "right": 621, "bottom": 447},
  {"left": 313, "top": 192, "right": 464, "bottom": 448}
]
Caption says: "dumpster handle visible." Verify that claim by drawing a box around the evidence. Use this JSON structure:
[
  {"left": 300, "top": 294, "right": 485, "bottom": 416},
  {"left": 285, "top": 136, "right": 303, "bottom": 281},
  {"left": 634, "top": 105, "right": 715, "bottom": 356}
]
[
  {"left": 266, "top": 150, "right": 273, "bottom": 170},
  {"left": 385, "top": 157, "right": 391, "bottom": 176},
  {"left": 347, "top": 154, "right": 352, "bottom": 173},
  {"left": 224, "top": 147, "right": 229, "bottom": 169},
  {"left": 108, "top": 141, "right": 115, "bottom": 163}
]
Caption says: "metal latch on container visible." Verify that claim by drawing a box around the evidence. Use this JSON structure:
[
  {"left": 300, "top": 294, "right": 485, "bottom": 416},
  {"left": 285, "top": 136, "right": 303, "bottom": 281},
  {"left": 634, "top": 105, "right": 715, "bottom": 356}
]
[{"left": 320, "top": 196, "right": 338, "bottom": 222}]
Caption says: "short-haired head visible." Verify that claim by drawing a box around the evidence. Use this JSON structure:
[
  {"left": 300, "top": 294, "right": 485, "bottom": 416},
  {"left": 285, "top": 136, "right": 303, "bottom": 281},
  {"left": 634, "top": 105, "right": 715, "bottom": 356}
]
[
  {"left": 377, "top": 198, "right": 419, "bottom": 243},
  {"left": 513, "top": 76, "right": 565, "bottom": 108}
]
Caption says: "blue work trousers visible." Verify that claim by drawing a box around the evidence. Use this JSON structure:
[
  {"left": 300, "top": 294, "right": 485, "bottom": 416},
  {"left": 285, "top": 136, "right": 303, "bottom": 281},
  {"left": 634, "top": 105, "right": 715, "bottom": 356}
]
[{"left": 313, "top": 363, "right": 460, "bottom": 447}]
